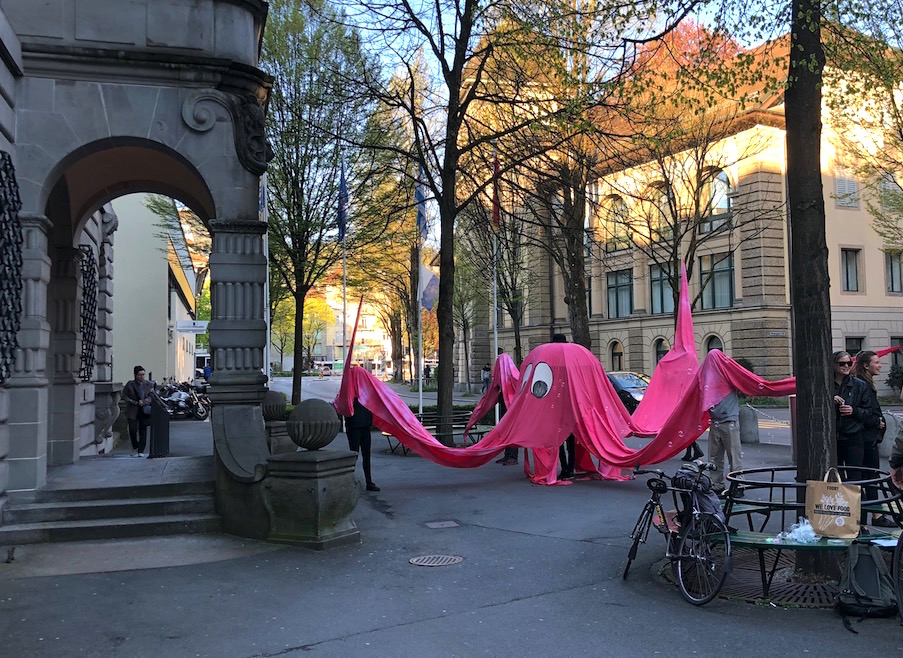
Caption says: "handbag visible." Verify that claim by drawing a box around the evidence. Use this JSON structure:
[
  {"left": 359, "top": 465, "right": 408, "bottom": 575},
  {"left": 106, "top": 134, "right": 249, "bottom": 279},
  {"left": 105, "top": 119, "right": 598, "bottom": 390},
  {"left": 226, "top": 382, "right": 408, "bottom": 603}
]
[
  {"left": 142, "top": 403, "right": 152, "bottom": 416},
  {"left": 805, "top": 467, "right": 861, "bottom": 538}
]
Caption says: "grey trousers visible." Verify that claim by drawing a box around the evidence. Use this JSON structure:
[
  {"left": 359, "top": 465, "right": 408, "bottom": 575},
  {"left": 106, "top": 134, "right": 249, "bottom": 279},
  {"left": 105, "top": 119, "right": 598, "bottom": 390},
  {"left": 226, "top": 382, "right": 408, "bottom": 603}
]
[{"left": 709, "top": 420, "right": 741, "bottom": 489}]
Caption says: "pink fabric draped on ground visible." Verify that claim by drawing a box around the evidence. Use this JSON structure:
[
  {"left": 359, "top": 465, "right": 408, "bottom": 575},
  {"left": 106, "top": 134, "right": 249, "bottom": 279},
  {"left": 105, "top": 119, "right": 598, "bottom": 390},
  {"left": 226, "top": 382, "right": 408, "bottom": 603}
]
[
  {"left": 629, "top": 266, "right": 698, "bottom": 435},
  {"left": 333, "top": 343, "right": 795, "bottom": 481},
  {"left": 463, "top": 353, "right": 520, "bottom": 436},
  {"left": 332, "top": 261, "right": 799, "bottom": 484}
]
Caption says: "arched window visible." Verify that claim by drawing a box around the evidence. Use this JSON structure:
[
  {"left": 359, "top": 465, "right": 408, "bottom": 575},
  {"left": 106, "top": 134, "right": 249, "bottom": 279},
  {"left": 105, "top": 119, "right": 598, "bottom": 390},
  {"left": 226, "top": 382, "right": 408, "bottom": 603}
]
[
  {"left": 654, "top": 338, "right": 670, "bottom": 364},
  {"left": 604, "top": 196, "right": 630, "bottom": 252},
  {"left": 706, "top": 335, "right": 724, "bottom": 353},
  {"left": 701, "top": 169, "right": 732, "bottom": 234},
  {"left": 610, "top": 341, "right": 624, "bottom": 371},
  {"left": 648, "top": 184, "right": 673, "bottom": 242}
]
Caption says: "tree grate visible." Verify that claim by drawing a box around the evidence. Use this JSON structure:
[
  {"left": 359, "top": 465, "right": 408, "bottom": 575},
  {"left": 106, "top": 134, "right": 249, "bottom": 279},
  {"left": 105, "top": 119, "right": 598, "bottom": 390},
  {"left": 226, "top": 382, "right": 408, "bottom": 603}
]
[
  {"left": 721, "top": 549, "right": 838, "bottom": 607},
  {"left": 662, "top": 548, "right": 839, "bottom": 607},
  {"left": 409, "top": 554, "right": 464, "bottom": 567}
]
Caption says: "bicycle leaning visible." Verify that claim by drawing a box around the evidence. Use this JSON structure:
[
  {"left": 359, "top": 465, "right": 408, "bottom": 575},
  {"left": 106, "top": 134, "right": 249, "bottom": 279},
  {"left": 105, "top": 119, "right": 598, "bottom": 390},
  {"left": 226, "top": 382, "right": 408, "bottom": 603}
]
[{"left": 623, "top": 461, "right": 732, "bottom": 605}]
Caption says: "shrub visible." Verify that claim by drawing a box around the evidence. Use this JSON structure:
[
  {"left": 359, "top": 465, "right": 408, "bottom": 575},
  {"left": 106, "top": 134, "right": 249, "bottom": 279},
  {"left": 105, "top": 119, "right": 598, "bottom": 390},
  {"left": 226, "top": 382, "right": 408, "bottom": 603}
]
[
  {"left": 886, "top": 365, "right": 903, "bottom": 393},
  {"left": 734, "top": 357, "right": 755, "bottom": 374}
]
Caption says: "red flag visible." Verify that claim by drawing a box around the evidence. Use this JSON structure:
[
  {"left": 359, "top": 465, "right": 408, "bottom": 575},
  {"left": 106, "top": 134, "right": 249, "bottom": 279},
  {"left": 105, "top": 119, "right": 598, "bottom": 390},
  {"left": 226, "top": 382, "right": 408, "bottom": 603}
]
[
  {"left": 492, "top": 154, "right": 500, "bottom": 228},
  {"left": 342, "top": 296, "right": 364, "bottom": 377}
]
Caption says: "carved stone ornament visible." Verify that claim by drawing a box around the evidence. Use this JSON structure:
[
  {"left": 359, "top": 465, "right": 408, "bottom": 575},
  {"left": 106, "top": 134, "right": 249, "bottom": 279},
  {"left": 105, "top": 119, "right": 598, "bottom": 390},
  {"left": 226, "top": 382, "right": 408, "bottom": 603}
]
[
  {"left": 181, "top": 89, "right": 273, "bottom": 176},
  {"left": 100, "top": 209, "right": 119, "bottom": 245}
]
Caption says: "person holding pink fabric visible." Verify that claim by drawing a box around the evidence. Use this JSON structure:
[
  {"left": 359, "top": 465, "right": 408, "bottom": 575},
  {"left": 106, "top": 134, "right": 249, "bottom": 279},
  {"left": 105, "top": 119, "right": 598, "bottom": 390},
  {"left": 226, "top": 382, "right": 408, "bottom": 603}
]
[
  {"left": 708, "top": 388, "right": 743, "bottom": 498},
  {"left": 551, "top": 334, "right": 577, "bottom": 479},
  {"left": 494, "top": 348, "right": 518, "bottom": 465}
]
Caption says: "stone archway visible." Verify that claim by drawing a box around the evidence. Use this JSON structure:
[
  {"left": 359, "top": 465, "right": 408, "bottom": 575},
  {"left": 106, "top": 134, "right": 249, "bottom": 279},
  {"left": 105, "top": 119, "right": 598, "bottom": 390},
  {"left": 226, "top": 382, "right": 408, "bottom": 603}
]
[{"left": 1, "top": 0, "right": 273, "bottom": 537}]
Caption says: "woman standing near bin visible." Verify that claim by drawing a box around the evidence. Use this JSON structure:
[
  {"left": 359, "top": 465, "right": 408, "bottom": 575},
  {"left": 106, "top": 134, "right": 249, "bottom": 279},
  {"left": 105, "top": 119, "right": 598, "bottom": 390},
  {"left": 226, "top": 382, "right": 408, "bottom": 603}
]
[
  {"left": 122, "top": 365, "right": 154, "bottom": 458},
  {"left": 832, "top": 350, "right": 870, "bottom": 483},
  {"left": 853, "top": 350, "right": 892, "bottom": 526}
]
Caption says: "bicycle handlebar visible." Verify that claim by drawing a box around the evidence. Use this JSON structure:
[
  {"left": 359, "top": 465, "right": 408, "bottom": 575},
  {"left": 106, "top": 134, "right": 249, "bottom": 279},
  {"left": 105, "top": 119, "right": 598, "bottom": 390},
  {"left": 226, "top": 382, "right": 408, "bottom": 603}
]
[{"left": 633, "top": 460, "right": 716, "bottom": 477}]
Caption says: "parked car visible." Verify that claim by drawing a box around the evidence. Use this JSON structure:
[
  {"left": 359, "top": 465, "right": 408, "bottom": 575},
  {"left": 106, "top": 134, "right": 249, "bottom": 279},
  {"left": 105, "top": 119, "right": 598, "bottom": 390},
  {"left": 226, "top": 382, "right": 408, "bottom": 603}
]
[{"left": 606, "top": 371, "right": 649, "bottom": 414}]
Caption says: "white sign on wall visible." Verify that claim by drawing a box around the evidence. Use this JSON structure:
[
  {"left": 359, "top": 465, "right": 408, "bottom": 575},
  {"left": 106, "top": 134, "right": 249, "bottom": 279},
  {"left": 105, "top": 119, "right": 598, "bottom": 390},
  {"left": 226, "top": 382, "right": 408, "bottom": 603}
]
[{"left": 176, "top": 320, "right": 209, "bottom": 334}]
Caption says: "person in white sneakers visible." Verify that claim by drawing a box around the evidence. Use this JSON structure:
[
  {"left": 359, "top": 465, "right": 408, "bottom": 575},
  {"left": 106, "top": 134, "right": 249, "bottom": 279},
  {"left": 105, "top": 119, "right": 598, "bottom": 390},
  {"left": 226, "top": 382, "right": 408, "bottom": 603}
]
[
  {"left": 709, "top": 388, "right": 742, "bottom": 498},
  {"left": 122, "top": 365, "right": 153, "bottom": 457}
]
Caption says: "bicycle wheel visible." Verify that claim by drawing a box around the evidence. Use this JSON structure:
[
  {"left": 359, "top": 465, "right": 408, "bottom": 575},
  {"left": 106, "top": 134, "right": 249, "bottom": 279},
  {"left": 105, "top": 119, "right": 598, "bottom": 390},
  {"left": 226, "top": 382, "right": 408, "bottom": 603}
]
[
  {"left": 676, "top": 513, "right": 731, "bottom": 605},
  {"left": 894, "top": 536, "right": 903, "bottom": 624},
  {"left": 623, "top": 502, "right": 654, "bottom": 579}
]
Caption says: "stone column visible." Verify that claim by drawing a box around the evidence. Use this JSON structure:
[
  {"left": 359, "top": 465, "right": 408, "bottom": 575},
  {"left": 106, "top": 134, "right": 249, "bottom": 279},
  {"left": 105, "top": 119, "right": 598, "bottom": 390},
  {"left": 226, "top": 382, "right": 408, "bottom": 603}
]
[
  {"left": 94, "top": 209, "right": 117, "bottom": 384},
  {"left": 6, "top": 214, "right": 52, "bottom": 491},
  {"left": 207, "top": 219, "right": 270, "bottom": 538},
  {"left": 91, "top": 208, "right": 120, "bottom": 455},
  {"left": 207, "top": 219, "right": 268, "bottom": 405},
  {"left": 0, "top": 389, "right": 8, "bottom": 497},
  {"left": 47, "top": 247, "right": 83, "bottom": 466}
]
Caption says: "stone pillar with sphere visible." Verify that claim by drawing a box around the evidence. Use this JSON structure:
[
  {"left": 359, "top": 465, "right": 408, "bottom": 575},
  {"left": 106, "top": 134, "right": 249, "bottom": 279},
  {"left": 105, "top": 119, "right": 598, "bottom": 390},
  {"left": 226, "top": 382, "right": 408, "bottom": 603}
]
[{"left": 261, "top": 398, "right": 361, "bottom": 549}]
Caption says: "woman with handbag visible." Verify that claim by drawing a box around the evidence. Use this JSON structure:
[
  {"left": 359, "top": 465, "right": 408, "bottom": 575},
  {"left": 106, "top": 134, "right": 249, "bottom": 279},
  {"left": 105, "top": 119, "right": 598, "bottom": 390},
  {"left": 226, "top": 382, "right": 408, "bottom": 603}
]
[
  {"left": 854, "top": 350, "right": 893, "bottom": 526},
  {"left": 832, "top": 351, "right": 870, "bottom": 484},
  {"left": 122, "top": 365, "right": 154, "bottom": 458}
]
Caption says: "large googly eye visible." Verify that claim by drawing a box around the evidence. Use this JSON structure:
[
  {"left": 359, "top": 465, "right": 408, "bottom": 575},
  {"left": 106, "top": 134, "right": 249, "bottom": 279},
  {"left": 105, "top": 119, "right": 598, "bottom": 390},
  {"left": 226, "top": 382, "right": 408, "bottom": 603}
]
[
  {"left": 531, "top": 362, "right": 553, "bottom": 398},
  {"left": 519, "top": 363, "right": 534, "bottom": 393}
]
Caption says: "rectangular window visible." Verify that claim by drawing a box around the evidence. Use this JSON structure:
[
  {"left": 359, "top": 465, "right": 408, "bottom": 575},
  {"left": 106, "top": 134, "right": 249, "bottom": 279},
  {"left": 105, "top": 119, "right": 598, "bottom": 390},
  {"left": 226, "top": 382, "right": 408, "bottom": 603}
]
[
  {"left": 845, "top": 336, "right": 864, "bottom": 355},
  {"left": 699, "top": 253, "right": 734, "bottom": 310},
  {"left": 607, "top": 269, "right": 633, "bottom": 319},
  {"left": 650, "top": 264, "right": 674, "bottom": 315},
  {"left": 841, "top": 248, "right": 860, "bottom": 292},
  {"left": 835, "top": 168, "right": 859, "bottom": 208},
  {"left": 880, "top": 174, "right": 899, "bottom": 210},
  {"left": 887, "top": 252, "right": 902, "bottom": 293},
  {"left": 892, "top": 337, "right": 903, "bottom": 368}
]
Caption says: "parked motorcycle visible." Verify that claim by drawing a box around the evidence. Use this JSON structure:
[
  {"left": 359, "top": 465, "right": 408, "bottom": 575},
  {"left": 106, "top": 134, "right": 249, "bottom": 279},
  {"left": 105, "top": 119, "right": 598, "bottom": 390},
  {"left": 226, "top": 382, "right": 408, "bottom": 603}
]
[{"left": 158, "top": 380, "right": 210, "bottom": 420}]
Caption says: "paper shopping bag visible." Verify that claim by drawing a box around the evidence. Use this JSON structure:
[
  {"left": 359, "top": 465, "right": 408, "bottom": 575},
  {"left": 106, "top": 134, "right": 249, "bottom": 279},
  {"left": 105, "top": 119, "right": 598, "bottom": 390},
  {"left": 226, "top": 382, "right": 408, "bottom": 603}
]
[{"left": 805, "top": 467, "right": 861, "bottom": 538}]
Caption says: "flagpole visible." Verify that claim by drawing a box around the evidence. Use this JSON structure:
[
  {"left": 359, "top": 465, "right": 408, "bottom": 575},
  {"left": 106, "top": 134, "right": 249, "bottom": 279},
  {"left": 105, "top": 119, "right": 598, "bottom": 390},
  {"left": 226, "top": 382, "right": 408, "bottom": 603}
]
[
  {"left": 492, "top": 150, "right": 500, "bottom": 424},
  {"left": 339, "top": 159, "right": 347, "bottom": 371},
  {"left": 493, "top": 233, "right": 499, "bottom": 424},
  {"left": 343, "top": 235, "right": 347, "bottom": 370},
  {"left": 417, "top": 229, "right": 424, "bottom": 414}
]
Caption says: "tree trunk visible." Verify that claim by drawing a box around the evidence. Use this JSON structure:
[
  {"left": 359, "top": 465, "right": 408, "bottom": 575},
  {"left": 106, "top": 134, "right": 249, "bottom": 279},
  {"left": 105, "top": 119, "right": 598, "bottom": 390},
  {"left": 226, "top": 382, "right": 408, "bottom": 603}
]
[
  {"left": 436, "top": 162, "right": 458, "bottom": 444},
  {"left": 463, "top": 321, "right": 472, "bottom": 392},
  {"left": 512, "top": 312, "right": 524, "bottom": 365},
  {"left": 561, "top": 168, "right": 592, "bottom": 350},
  {"left": 409, "top": 244, "right": 419, "bottom": 385},
  {"left": 391, "top": 309, "right": 404, "bottom": 383},
  {"left": 434, "top": 97, "right": 463, "bottom": 444},
  {"left": 291, "top": 283, "right": 311, "bottom": 404},
  {"left": 786, "top": 0, "right": 834, "bottom": 578}
]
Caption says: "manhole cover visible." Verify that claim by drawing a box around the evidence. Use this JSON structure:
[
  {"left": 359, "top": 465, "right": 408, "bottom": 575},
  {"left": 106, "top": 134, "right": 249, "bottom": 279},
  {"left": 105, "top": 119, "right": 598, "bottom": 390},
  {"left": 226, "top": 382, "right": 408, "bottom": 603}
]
[
  {"left": 409, "top": 554, "right": 464, "bottom": 567},
  {"left": 425, "top": 521, "right": 459, "bottom": 529}
]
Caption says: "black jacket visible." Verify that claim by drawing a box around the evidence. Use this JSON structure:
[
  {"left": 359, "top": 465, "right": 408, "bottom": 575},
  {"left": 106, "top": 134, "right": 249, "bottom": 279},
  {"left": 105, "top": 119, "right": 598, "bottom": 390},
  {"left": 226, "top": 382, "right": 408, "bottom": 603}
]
[
  {"left": 833, "top": 375, "right": 872, "bottom": 439},
  {"left": 345, "top": 399, "right": 373, "bottom": 430},
  {"left": 855, "top": 377, "right": 884, "bottom": 444}
]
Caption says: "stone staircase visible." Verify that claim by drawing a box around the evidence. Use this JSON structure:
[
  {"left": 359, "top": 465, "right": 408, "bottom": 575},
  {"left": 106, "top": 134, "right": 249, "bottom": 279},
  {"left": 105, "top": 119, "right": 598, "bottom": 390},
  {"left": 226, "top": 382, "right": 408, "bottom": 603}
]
[{"left": 0, "top": 480, "right": 221, "bottom": 545}]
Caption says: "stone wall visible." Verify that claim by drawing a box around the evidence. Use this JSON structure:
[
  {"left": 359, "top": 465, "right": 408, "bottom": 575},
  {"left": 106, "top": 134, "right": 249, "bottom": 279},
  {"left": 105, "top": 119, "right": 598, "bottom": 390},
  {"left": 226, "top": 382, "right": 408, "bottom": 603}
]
[{"left": 0, "top": 6, "right": 22, "bottom": 497}]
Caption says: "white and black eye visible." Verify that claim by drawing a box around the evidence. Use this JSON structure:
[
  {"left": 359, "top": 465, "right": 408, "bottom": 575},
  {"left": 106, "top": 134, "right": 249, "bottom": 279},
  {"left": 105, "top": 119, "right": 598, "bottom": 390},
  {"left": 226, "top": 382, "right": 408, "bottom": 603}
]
[
  {"left": 531, "top": 362, "right": 553, "bottom": 398},
  {"left": 520, "top": 363, "right": 534, "bottom": 393}
]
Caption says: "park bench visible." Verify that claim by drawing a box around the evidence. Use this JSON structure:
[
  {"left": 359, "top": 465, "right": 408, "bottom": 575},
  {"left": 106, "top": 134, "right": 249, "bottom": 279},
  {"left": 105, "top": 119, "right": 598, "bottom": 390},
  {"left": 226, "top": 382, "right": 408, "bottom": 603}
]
[
  {"left": 382, "top": 410, "right": 492, "bottom": 455},
  {"left": 721, "top": 465, "right": 903, "bottom": 597}
]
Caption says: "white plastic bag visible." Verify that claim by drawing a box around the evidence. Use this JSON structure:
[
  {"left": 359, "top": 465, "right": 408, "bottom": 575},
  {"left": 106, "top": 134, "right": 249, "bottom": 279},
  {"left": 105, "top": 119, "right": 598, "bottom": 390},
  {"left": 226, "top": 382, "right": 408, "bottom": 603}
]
[{"left": 776, "top": 517, "right": 821, "bottom": 544}]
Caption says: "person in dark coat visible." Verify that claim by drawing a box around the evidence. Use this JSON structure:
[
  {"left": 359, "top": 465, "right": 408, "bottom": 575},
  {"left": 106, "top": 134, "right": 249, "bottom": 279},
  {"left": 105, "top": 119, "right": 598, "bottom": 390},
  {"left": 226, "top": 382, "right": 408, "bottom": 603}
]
[
  {"left": 551, "top": 334, "right": 576, "bottom": 479},
  {"left": 122, "top": 365, "right": 154, "bottom": 457},
  {"left": 832, "top": 350, "right": 872, "bottom": 483},
  {"left": 345, "top": 397, "right": 379, "bottom": 491},
  {"left": 853, "top": 350, "right": 892, "bottom": 526}
]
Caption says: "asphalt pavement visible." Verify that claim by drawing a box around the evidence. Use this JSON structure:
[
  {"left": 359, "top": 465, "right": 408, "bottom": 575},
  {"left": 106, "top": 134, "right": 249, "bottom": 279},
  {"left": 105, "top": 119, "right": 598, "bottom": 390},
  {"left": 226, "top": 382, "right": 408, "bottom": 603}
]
[{"left": 2, "top": 379, "right": 901, "bottom": 657}]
